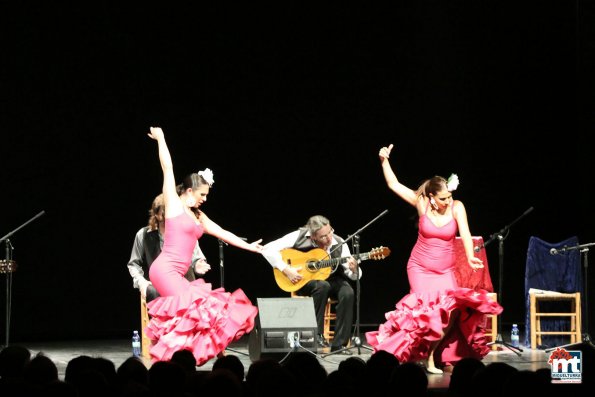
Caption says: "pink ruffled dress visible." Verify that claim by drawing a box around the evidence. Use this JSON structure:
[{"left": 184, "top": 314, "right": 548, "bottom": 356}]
[
  {"left": 366, "top": 209, "right": 502, "bottom": 366},
  {"left": 146, "top": 212, "right": 257, "bottom": 365}
]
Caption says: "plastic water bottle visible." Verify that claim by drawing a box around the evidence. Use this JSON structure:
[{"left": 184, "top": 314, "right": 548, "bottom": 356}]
[
  {"left": 511, "top": 324, "right": 520, "bottom": 348},
  {"left": 132, "top": 330, "right": 141, "bottom": 357}
]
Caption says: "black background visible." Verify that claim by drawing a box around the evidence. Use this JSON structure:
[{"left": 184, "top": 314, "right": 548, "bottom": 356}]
[{"left": 1, "top": 2, "right": 593, "bottom": 342}]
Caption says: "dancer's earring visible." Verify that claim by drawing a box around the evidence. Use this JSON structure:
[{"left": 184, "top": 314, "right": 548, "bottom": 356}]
[
  {"left": 430, "top": 197, "right": 437, "bottom": 209},
  {"left": 186, "top": 196, "right": 197, "bottom": 207}
]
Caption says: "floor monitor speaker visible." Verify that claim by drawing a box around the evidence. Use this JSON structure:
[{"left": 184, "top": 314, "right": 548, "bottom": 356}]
[{"left": 248, "top": 297, "right": 317, "bottom": 361}]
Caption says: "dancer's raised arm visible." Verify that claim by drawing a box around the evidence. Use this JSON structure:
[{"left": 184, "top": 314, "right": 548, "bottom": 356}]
[
  {"left": 147, "top": 127, "right": 183, "bottom": 218},
  {"left": 379, "top": 144, "right": 418, "bottom": 207}
]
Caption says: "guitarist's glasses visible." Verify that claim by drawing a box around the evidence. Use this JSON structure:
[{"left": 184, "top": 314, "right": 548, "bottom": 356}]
[{"left": 314, "top": 227, "right": 334, "bottom": 242}]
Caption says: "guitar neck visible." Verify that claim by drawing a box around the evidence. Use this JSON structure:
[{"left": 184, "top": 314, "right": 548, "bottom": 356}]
[{"left": 317, "top": 252, "right": 369, "bottom": 269}]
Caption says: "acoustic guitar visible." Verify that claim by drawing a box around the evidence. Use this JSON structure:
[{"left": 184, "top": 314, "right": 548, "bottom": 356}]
[{"left": 274, "top": 246, "right": 390, "bottom": 292}]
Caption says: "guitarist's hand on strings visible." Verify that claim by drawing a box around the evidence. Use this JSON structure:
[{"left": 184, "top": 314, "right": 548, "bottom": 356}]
[
  {"left": 346, "top": 257, "right": 358, "bottom": 273},
  {"left": 282, "top": 266, "right": 303, "bottom": 284}
]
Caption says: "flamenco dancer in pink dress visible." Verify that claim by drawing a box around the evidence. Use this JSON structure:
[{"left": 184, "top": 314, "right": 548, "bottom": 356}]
[
  {"left": 145, "top": 126, "right": 263, "bottom": 365},
  {"left": 366, "top": 144, "right": 502, "bottom": 374}
]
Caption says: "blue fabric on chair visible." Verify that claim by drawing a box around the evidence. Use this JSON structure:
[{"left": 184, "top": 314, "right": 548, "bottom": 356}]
[{"left": 523, "top": 236, "right": 583, "bottom": 348}]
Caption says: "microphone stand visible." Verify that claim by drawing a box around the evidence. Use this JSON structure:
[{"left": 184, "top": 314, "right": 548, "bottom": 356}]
[
  {"left": 545, "top": 241, "right": 595, "bottom": 352},
  {"left": 323, "top": 209, "right": 388, "bottom": 357},
  {"left": 218, "top": 238, "right": 249, "bottom": 356},
  {"left": 219, "top": 239, "right": 226, "bottom": 290},
  {"left": 484, "top": 207, "right": 533, "bottom": 356},
  {"left": 0, "top": 211, "right": 45, "bottom": 347}
]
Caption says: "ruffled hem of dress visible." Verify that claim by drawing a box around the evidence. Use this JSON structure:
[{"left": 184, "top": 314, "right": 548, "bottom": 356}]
[
  {"left": 145, "top": 279, "right": 257, "bottom": 365},
  {"left": 365, "top": 287, "right": 502, "bottom": 363}
]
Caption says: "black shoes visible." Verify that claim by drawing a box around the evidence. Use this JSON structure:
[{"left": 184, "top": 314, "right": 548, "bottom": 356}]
[
  {"left": 317, "top": 335, "right": 353, "bottom": 355},
  {"left": 317, "top": 334, "right": 330, "bottom": 348}
]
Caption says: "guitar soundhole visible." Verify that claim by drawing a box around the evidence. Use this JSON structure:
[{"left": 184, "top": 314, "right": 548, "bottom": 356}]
[{"left": 306, "top": 261, "right": 318, "bottom": 272}]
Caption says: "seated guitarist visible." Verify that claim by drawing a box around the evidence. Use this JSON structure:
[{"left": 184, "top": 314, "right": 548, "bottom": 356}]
[{"left": 262, "top": 215, "right": 362, "bottom": 354}]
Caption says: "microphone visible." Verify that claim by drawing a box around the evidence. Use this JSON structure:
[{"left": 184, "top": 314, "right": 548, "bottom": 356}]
[{"left": 550, "top": 248, "right": 558, "bottom": 255}]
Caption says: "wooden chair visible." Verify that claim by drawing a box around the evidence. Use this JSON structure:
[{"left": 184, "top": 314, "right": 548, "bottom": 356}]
[
  {"left": 486, "top": 293, "right": 498, "bottom": 349},
  {"left": 529, "top": 291, "right": 581, "bottom": 350},
  {"left": 323, "top": 298, "right": 338, "bottom": 342},
  {"left": 291, "top": 292, "right": 337, "bottom": 342},
  {"left": 140, "top": 294, "right": 151, "bottom": 359}
]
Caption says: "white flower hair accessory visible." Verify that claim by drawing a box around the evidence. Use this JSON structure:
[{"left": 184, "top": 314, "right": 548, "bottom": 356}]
[
  {"left": 446, "top": 173, "right": 459, "bottom": 192},
  {"left": 198, "top": 168, "right": 215, "bottom": 187}
]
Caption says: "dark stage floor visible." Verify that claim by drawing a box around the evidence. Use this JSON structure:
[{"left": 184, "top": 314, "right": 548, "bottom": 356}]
[{"left": 13, "top": 336, "right": 554, "bottom": 391}]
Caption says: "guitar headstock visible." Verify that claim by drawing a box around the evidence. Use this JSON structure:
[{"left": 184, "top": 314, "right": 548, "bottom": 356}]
[{"left": 369, "top": 246, "right": 391, "bottom": 260}]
